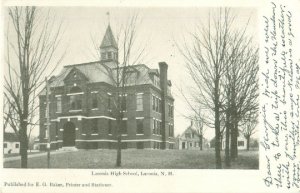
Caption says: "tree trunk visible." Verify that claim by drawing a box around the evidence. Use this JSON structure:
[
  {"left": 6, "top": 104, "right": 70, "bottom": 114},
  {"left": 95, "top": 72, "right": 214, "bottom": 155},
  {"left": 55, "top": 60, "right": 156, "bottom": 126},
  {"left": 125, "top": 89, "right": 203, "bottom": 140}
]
[
  {"left": 214, "top": 79, "right": 222, "bottom": 169},
  {"left": 199, "top": 135, "right": 203, "bottom": 150},
  {"left": 225, "top": 111, "right": 231, "bottom": 167},
  {"left": 116, "top": 135, "right": 121, "bottom": 167},
  {"left": 20, "top": 120, "right": 28, "bottom": 168},
  {"left": 230, "top": 120, "right": 238, "bottom": 159},
  {"left": 116, "top": 117, "right": 122, "bottom": 167},
  {"left": 246, "top": 136, "right": 250, "bottom": 151}
]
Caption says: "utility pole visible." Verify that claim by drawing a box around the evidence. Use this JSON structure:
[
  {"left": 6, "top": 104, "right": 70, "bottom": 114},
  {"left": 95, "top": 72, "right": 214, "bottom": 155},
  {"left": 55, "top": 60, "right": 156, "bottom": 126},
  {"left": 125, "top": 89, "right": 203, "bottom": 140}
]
[{"left": 45, "top": 77, "right": 51, "bottom": 168}]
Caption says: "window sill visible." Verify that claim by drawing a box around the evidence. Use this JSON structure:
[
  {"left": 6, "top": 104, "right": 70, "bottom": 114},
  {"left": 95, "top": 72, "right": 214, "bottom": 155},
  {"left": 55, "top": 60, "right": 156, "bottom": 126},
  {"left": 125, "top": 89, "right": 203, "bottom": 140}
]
[
  {"left": 91, "top": 108, "right": 98, "bottom": 111},
  {"left": 108, "top": 134, "right": 112, "bottom": 136},
  {"left": 136, "top": 134, "right": 144, "bottom": 136},
  {"left": 121, "top": 134, "right": 128, "bottom": 136},
  {"left": 91, "top": 133, "right": 98, "bottom": 136},
  {"left": 56, "top": 112, "right": 62, "bottom": 114},
  {"left": 81, "top": 134, "right": 86, "bottom": 136},
  {"left": 69, "top": 110, "right": 82, "bottom": 112}
]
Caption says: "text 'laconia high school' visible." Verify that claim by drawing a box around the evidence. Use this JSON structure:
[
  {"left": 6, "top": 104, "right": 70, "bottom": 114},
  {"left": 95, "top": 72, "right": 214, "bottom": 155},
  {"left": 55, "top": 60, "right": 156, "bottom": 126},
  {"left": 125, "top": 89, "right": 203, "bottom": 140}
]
[{"left": 38, "top": 25, "right": 175, "bottom": 150}]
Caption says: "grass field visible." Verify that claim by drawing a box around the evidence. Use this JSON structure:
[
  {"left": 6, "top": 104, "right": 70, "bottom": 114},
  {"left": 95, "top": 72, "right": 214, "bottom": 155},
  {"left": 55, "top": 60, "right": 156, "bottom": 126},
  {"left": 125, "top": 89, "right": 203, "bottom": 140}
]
[{"left": 4, "top": 149, "right": 259, "bottom": 169}]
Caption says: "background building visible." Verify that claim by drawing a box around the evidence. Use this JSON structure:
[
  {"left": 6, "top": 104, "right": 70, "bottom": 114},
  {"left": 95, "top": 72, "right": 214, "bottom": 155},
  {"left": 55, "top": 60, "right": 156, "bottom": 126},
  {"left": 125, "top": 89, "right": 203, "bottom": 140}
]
[
  {"left": 3, "top": 132, "right": 20, "bottom": 154},
  {"left": 176, "top": 122, "right": 209, "bottom": 150},
  {"left": 38, "top": 25, "right": 175, "bottom": 150}
]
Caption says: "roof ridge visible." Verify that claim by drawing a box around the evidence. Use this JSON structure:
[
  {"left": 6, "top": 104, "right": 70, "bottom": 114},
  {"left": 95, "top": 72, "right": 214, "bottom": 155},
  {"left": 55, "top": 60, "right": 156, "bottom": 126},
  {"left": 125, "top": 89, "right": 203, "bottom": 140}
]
[{"left": 64, "top": 61, "right": 101, "bottom": 68}]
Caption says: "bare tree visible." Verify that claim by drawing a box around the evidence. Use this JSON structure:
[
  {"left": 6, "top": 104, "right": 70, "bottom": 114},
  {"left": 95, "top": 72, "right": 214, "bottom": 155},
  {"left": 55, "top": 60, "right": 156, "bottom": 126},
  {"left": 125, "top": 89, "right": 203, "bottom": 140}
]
[
  {"left": 222, "top": 31, "right": 259, "bottom": 159},
  {"left": 179, "top": 9, "right": 240, "bottom": 169},
  {"left": 89, "top": 13, "right": 147, "bottom": 167},
  {"left": 179, "top": 8, "right": 258, "bottom": 168},
  {"left": 241, "top": 112, "right": 258, "bottom": 151},
  {"left": 192, "top": 112, "right": 206, "bottom": 150},
  {"left": 4, "top": 7, "right": 64, "bottom": 168}
]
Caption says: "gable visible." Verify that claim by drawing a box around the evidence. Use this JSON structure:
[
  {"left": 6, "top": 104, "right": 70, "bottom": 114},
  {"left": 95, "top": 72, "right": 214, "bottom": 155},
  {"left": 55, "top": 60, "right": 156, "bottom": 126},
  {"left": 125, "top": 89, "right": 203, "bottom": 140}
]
[{"left": 64, "top": 67, "right": 89, "bottom": 84}]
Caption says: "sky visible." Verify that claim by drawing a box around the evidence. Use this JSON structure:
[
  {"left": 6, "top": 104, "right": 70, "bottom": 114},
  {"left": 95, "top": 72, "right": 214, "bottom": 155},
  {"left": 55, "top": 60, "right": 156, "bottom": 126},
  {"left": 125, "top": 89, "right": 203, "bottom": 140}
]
[{"left": 4, "top": 7, "right": 258, "bottom": 140}]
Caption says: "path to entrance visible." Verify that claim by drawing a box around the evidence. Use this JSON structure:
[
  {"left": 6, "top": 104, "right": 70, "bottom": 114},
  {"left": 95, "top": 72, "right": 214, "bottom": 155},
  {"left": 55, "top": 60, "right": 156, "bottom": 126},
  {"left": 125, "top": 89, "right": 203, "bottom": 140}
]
[{"left": 4, "top": 150, "right": 70, "bottom": 162}]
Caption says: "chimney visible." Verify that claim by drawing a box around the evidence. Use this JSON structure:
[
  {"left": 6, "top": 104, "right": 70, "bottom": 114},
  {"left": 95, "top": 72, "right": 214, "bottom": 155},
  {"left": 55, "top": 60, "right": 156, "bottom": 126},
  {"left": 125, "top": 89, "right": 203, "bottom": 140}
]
[{"left": 159, "top": 62, "right": 168, "bottom": 149}]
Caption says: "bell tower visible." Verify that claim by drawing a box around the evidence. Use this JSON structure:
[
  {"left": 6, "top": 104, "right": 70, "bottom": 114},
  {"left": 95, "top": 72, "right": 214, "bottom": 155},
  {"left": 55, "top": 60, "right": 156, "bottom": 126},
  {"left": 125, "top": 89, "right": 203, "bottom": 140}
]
[{"left": 100, "top": 24, "right": 118, "bottom": 66}]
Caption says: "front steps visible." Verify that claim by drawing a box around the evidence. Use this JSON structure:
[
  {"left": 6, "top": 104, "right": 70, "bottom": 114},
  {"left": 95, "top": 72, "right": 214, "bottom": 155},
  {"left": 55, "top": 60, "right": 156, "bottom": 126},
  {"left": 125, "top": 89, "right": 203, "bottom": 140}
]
[{"left": 58, "top": 146, "right": 78, "bottom": 152}]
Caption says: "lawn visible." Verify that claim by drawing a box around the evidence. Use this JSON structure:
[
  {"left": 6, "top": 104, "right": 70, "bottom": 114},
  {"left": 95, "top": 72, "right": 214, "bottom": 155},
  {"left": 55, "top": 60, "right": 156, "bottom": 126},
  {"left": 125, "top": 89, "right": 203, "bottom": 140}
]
[
  {"left": 4, "top": 151, "right": 42, "bottom": 158},
  {"left": 4, "top": 149, "right": 259, "bottom": 169}
]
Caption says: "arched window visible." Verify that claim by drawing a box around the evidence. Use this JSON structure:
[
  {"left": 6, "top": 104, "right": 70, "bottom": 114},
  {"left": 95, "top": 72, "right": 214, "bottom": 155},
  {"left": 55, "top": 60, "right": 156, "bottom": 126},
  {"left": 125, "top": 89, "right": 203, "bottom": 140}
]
[{"left": 69, "top": 86, "right": 83, "bottom": 111}]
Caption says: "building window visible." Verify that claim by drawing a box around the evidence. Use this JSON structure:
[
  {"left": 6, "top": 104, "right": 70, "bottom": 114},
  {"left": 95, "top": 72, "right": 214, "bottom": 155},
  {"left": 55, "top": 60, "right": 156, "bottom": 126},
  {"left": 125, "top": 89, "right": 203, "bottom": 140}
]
[
  {"left": 92, "top": 94, "right": 98, "bottom": 109},
  {"left": 55, "top": 122, "right": 58, "bottom": 137},
  {"left": 101, "top": 52, "right": 106, "bottom": 60},
  {"left": 70, "top": 95, "right": 82, "bottom": 110},
  {"left": 168, "top": 104, "right": 174, "bottom": 118},
  {"left": 121, "top": 120, "right": 127, "bottom": 134},
  {"left": 120, "top": 95, "right": 127, "bottom": 111},
  {"left": 56, "top": 96, "right": 62, "bottom": 113},
  {"left": 136, "top": 119, "right": 144, "bottom": 134},
  {"left": 156, "top": 97, "right": 159, "bottom": 112},
  {"left": 238, "top": 141, "right": 245, "bottom": 147},
  {"left": 4, "top": 143, "right": 7, "bottom": 148},
  {"left": 169, "top": 125, "right": 173, "bottom": 138},
  {"left": 137, "top": 142, "right": 144, "bottom": 149},
  {"left": 91, "top": 119, "right": 98, "bottom": 133},
  {"left": 152, "top": 96, "right": 155, "bottom": 111},
  {"left": 108, "top": 94, "right": 111, "bottom": 110},
  {"left": 107, "top": 52, "right": 112, "bottom": 59},
  {"left": 136, "top": 94, "right": 143, "bottom": 111},
  {"left": 45, "top": 128, "right": 49, "bottom": 139},
  {"left": 158, "top": 99, "right": 162, "bottom": 113},
  {"left": 153, "top": 75, "right": 160, "bottom": 87},
  {"left": 159, "top": 122, "right": 163, "bottom": 135},
  {"left": 185, "top": 133, "right": 190, "bottom": 138},
  {"left": 153, "top": 119, "right": 156, "bottom": 134},
  {"left": 69, "top": 86, "right": 83, "bottom": 110},
  {"left": 108, "top": 120, "right": 112, "bottom": 134},
  {"left": 15, "top": 143, "right": 19, "bottom": 148}
]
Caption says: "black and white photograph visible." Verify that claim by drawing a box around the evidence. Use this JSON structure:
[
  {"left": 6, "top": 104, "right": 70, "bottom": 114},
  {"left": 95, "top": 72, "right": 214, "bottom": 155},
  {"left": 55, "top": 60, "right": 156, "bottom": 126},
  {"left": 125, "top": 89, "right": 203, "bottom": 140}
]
[
  {"left": 1, "top": 1, "right": 300, "bottom": 193},
  {"left": 3, "top": 6, "right": 259, "bottom": 170}
]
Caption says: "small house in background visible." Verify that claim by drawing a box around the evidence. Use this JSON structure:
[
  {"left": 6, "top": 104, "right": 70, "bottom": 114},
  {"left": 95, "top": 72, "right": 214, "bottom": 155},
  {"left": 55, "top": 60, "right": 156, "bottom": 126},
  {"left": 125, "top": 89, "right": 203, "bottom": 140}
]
[
  {"left": 3, "top": 132, "right": 20, "bottom": 154},
  {"left": 176, "top": 122, "right": 209, "bottom": 150},
  {"left": 210, "top": 133, "right": 247, "bottom": 150}
]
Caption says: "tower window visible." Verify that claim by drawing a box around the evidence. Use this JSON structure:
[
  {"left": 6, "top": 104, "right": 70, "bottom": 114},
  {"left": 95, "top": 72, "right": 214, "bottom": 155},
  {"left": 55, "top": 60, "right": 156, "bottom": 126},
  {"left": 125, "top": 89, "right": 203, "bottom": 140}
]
[{"left": 107, "top": 52, "right": 112, "bottom": 59}]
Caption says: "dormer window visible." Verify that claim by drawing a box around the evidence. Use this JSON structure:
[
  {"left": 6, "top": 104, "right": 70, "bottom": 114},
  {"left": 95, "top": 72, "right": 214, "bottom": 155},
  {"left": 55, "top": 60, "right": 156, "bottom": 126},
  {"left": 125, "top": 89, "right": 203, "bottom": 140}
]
[
  {"left": 73, "top": 71, "right": 77, "bottom": 78},
  {"left": 101, "top": 53, "right": 106, "bottom": 60}
]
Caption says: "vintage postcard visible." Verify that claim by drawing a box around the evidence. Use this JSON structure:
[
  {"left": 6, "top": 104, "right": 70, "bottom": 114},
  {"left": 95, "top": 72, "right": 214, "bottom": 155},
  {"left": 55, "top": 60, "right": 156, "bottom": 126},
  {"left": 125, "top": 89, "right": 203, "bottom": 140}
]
[{"left": 0, "top": 0, "right": 299, "bottom": 193}]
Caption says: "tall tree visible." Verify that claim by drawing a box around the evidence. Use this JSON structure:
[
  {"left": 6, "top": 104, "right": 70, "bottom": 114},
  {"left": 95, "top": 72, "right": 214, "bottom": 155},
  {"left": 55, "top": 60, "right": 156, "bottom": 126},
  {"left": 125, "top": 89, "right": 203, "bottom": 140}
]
[
  {"left": 180, "top": 9, "right": 238, "bottom": 169},
  {"left": 222, "top": 31, "right": 259, "bottom": 159},
  {"left": 90, "top": 13, "right": 146, "bottom": 167},
  {"left": 4, "top": 7, "right": 64, "bottom": 168},
  {"left": 192, "top": 112, "right": 205, "bottom": 150},
  {"left": 241, "top": 112, "right": 258, "bottom": 151},
  {"left": 180, "top": 8, "right": 258, "bottom": 168}
]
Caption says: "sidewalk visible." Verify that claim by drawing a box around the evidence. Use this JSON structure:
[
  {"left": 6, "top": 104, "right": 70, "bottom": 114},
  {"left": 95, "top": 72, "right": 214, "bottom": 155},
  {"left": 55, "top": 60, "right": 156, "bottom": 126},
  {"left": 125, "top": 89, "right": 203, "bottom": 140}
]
[{"left": 4, "top": 150, "right": 70, "bottom": 162}]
